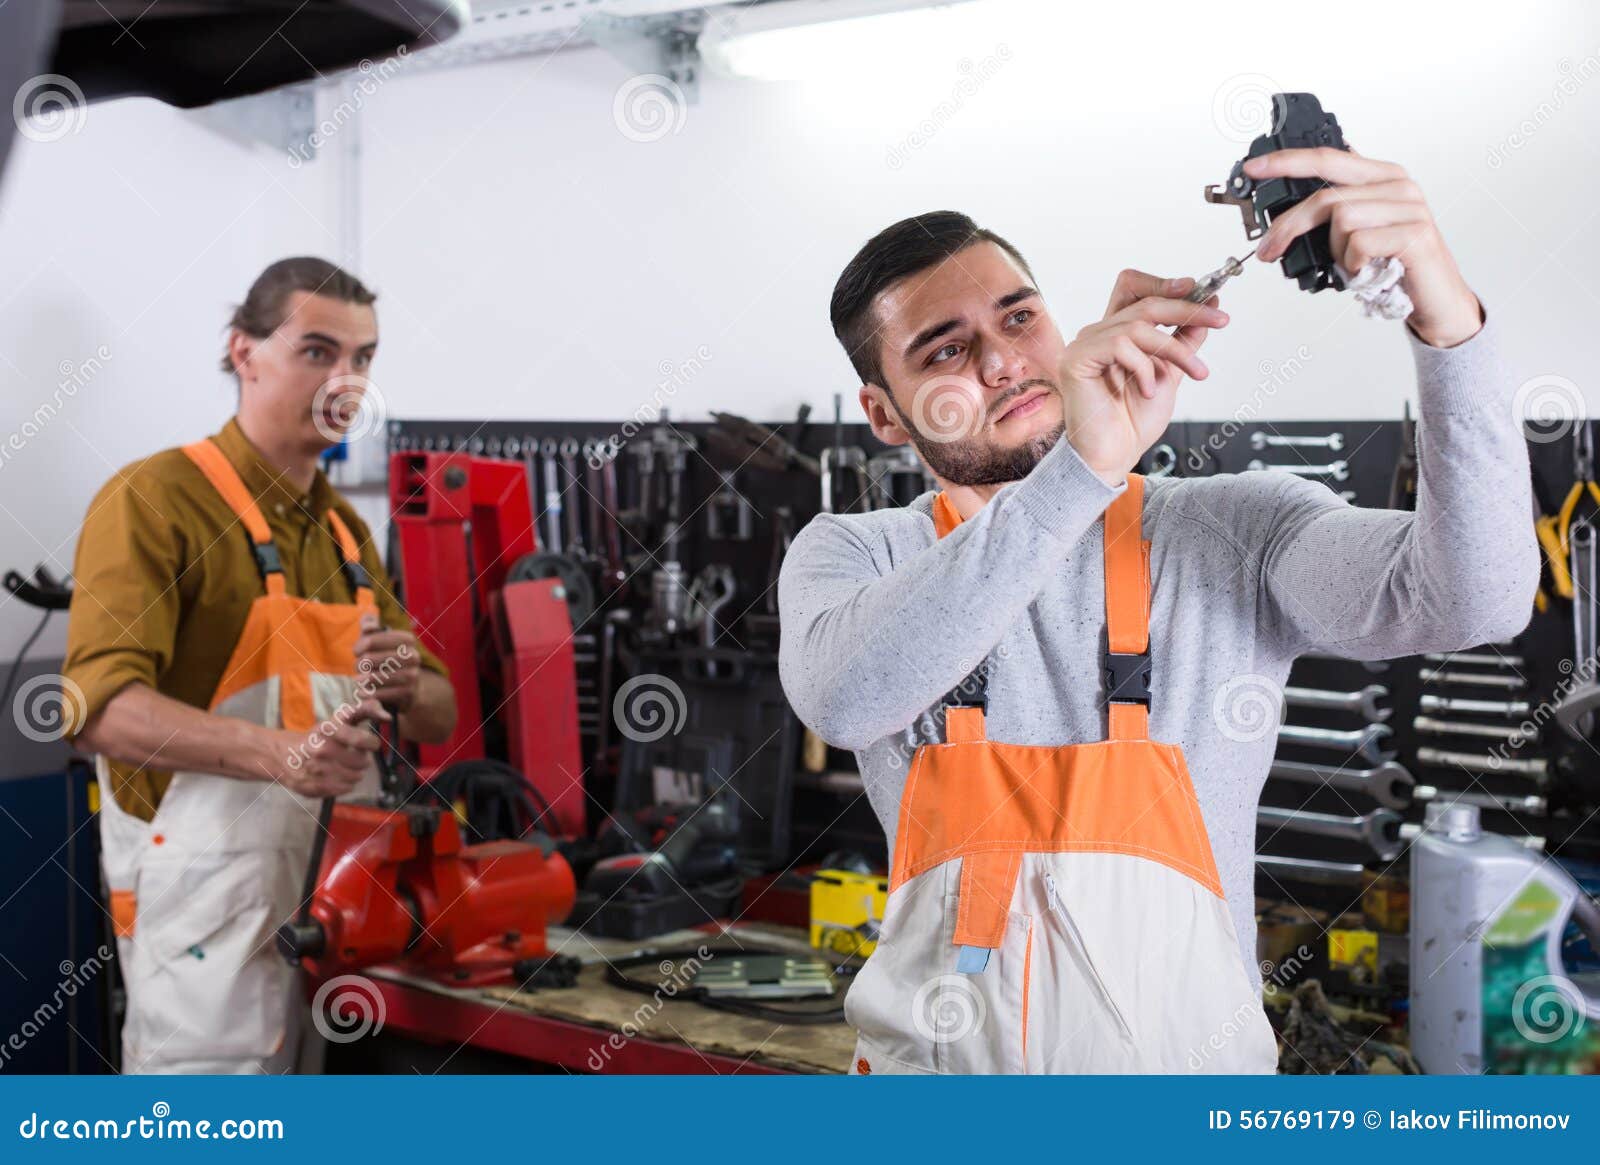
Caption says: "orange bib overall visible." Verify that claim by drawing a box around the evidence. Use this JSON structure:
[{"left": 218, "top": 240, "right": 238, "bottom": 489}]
[
  {"left": 844, "top": 473, "right": 1277, "bottom": 1074},
  {"left": 96, "top": 438, "right": 381, "bottom": 1074}
]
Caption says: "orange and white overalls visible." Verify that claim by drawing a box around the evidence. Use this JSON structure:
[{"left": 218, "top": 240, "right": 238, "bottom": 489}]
[
  {"left": 95, "top": 438, "right": 381, "bottom": 1074},
  {"left": 844, "top": 473, "right": 1278, "bottom": 1074}
]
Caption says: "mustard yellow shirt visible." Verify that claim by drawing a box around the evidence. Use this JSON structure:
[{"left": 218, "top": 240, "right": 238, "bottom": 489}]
[{"left": 63, "top": 418, "right": 446, "bottom": 820}]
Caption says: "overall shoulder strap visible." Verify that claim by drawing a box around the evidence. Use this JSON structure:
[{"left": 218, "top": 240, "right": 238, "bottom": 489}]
[
  {"left": 325, "top": 509, "right": 377, "bottom": 610},
  {"left": 181, "top": 439, "right": 286, "bottom": 596},
  {"left": 1103, "top": 472, "right": 1152, "bottom": 740}
]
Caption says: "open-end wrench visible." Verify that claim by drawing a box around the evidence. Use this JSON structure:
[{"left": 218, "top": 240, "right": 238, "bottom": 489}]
[
  {"left": 598, "top": 446, "right": 626, "bottom": 588},
  {"left": 1400, "top": 822, "right": 1544, "bottom": 851},
  {"left": 1283, "top": 683, "right": 1390, "bottom": 722},
  {"left": 1256, "top": 854, "right": 1368, "bottom": 886},
  {"left": 1257, "top": 805, "right": 1403, "bottom": 861},
  {"left": 1300, "top": 649, "right": 1389, "bottom": 674},
  {"left": 559, "top": 437, "right": 583, "bottom": 553},
  {"left": 1250, "top": 430, "right": 1344, "bottom": 452},
  {"left": 540, "top": 437, "right": 563, "bottom": 554},
  {"left": 1278, "top": 722, "right": 1394, "bottom": 764},
  {"left": 1248, "top": 458, "right": 1350, "bottom": 481},
  {"left": 1414, "top": 785, "right": 1547, "bottom": 816},
  {"left": 1412, "top": 715, "right": 1538, "bottom": 743},
  {"left": 1416, "top": 746, "right": 1548, "bottom": 778},
  {"left": 1423, "top": 651, "right": 1525, "bottom": 669},
  {"left": 1418, "top": 668, "right": 1526, "bottom": 691},
  {"left": 1419, "top": 693, "right": 1531, "bottom": 718},
  {"left": 1267, "top": 758, "right": 1413, "bottom": 811}
]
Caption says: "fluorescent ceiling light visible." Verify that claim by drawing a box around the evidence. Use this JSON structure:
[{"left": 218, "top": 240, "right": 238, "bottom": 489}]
[{"left": 698, "top": 0, "right": 980, "bottom": 81}]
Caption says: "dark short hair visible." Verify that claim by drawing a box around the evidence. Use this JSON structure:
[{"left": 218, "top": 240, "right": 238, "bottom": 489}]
[
  {"left": 829, "top": 211, "right": 1034, "bottom": 389},
  {"left": 220, "top": 256, "right": 377, "bottom": 374}
]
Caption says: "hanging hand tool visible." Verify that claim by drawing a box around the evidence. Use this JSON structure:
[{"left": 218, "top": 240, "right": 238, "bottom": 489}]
[
  {"left": 820, "top": 392, "right": 868, "bottom": 514},
  {"left": 1423, "top": 651, "right": 1525, "bottom": 668},
  {"left": 1418, "top": 668, "right": 1527, "bottom": 691},
  {"left": 540, "top": 437, "right": 564, "bottom": 555},
  {"left": 1283, "top": 683, "right": 1390, "bottom": 722},
  {"left": 559, "top": 437, "right": 584, "bottom": 555},
  {"left": 1257, "top": 804, "right": 1403, "bottom": 861},
  {"left": 1415, "top": 746, "right": 1548, "bottom": 779},
  {"left": 1388, "top": 402, "right": 1418, "bottom": 511},
  {"left": 1268, "top": 757, "right": 1414, "bottom": 811},
  {"left": 1252, "top": 430, "right": 1343, "bottom": 452},
  {"left": 1419, "top": 693, "right": 1532, "bottom": 718},
  {"left": 705, "top": 410, "right": 820, "bottom": 476},
  {"left": 1414, "top": 785, "right": 1547, "bottom": 816},
  {"left": 1413, "top": 715, "right": 1539, "bottom": 744},
  {"left": 1278, "top": 722, "right": 1395, "bottom": 764}
]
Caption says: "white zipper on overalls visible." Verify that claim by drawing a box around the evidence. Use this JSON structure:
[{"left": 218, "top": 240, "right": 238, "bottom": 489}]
[{"left": 1042, "top": 871, "right": 1136, "bottom": 1041}]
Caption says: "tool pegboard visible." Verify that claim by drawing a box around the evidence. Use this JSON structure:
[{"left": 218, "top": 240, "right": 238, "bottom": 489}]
[
  {"left": 387, "top": 415, "right": 1598, "bottom": 885},
  {"left": 1155, "top": 418, "right": 1600, "bottom": 910}
]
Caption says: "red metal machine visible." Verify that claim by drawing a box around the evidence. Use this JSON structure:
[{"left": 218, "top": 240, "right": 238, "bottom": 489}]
[
  {"left": 275, "top": 450, "right": 588, "bottom": 987},
  {"left": 387, "top": 449, "right": 587, "bottom": 839},
  {"left": 277, "top": 801, "right": 576, "bottom": 987}
]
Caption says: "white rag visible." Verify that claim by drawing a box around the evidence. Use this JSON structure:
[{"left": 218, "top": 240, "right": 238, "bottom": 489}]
[{"left": 1333, "top": 256, "right": 1414, "bottom": 321}]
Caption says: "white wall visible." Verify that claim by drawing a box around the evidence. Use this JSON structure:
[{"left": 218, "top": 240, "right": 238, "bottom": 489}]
[
  {"left": 1, "top": 0, "right": 1596, "bottom": 656},
  {"left": 0, "top": 96, "right": 340, "bottom": 656},
  {"left": 352, "top": 0, "right": 1597, "bottom": 430}
]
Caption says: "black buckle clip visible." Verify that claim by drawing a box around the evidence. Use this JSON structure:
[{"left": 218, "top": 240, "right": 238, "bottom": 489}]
[
  {"left": 945, "top": 667, "right": 988, "bottom": 710},
  {"left": 342, "top": 559, "right": 372, "bottom": 593},
  {"left": 251, "top": 541, "right": 284, "bottom": 580},
  {"left": 1105, "top": 652, "right": 1152, "bottom": 705}
]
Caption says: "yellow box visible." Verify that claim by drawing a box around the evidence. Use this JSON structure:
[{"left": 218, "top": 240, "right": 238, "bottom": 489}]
[
  {"left": 810, "top": 869, "right": 888, "bottom": 958},
  {"left": 1328, "top": 928, "right": 1379, "bottom": 973}
]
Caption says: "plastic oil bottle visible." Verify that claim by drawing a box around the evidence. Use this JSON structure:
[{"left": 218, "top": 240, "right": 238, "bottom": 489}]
[{"left": 1410, "top": 801, "right": 1600, "bottom": 1073}]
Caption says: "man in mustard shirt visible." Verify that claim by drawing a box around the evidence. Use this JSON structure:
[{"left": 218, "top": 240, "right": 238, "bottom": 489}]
[{"left": 64, "top": 257, "right": 457, "bottom": 1074}]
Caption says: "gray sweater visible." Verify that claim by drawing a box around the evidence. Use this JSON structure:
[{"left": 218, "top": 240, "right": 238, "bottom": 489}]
[{"left": 778, "top": 309, "right": 1540, "bottom": 987}]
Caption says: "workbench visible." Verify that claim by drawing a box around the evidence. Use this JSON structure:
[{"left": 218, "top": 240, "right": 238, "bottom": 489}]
[{"left": 332, "top": 922, "right": 859, "bottom": 1075}]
